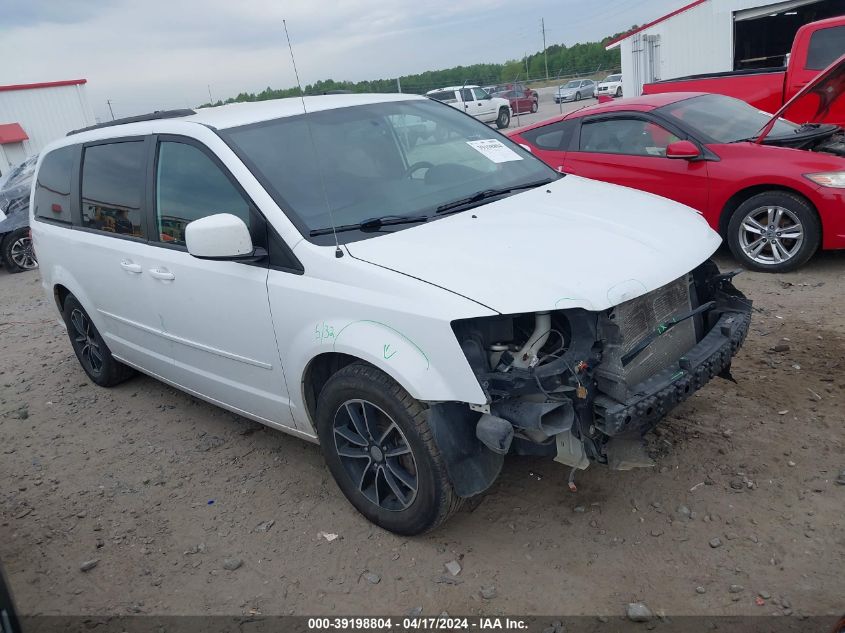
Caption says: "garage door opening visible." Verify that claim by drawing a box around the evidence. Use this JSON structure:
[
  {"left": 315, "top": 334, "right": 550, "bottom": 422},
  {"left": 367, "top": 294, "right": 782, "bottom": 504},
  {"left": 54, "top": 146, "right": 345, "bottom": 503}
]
[{"left": 733, "top": 0, "right": 845, "bottom": 70}]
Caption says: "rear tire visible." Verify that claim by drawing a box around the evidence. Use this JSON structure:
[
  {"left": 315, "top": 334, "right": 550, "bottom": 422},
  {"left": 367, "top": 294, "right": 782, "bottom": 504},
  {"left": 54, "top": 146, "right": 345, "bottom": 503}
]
[
  {"left": 496, "top": 108, "right": 510, "bottom": 129},
  {"left": 726, "top": 191, "right": 820, "bottom": 273},
  {"left": 615, "top": 87, "right": 622, "bottom": 97},
  {"left": 62, "top": 295, "right": 136, "bottom": 387},
  {"left": 530, "top": 100, "right": 538, "bottom": 113},
  {"left": 1, "top": 228, "right": 38, "bottom": 273},
  {"left": 316, "top": 363, "right": 462, "bottom": 535}
]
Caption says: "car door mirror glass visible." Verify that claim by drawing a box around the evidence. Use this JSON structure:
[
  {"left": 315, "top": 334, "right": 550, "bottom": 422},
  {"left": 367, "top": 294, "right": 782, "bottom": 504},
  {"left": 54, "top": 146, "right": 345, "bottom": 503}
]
[
  {"left": 666, "top": 140, "right": 701, "bottom": 160},
  {"left": 185, "top": 213, "right": 256, "bottom": 260}
]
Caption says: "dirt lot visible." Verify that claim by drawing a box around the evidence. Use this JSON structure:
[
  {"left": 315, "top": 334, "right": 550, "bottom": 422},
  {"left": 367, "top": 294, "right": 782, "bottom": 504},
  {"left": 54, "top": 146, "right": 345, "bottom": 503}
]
[{"left": 1, "top": 250, "right": 844, "bottom": 619}]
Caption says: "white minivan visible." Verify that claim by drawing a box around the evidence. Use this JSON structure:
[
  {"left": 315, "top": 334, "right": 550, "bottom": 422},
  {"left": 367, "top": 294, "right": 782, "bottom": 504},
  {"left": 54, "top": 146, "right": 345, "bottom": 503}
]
[{"left": 31, "top": 94, "right": 751, "bottom": 534}]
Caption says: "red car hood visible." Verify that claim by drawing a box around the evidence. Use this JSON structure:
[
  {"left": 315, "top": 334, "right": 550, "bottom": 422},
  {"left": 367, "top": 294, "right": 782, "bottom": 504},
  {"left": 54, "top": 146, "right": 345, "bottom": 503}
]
[{"left": 757, "top": 53, "right": 845, "bottom": 143}]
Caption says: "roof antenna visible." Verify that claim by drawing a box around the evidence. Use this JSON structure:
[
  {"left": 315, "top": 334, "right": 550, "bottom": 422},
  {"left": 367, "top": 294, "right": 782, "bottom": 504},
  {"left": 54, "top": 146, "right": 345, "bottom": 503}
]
[{"left": 283, "top": 19, "right": 343, "bottom": 258}]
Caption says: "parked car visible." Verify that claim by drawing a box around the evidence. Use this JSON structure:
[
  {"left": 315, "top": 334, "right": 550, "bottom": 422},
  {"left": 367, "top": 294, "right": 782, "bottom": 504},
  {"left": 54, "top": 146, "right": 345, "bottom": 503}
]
[
  {"left": 492, "top": 89, "right": 538, "bottom": 114},
  {"left": 488, "top": 83, "right": 539, "bottom": 107},
  {"left": 555, "top": 79, "right": 595, "bottom": 103},
  {"left": 32, "top": 94, "right": 750, "bottom": 534},
  {"left": 508, "top": 62, "right": 845, "bottom": 272},
  {"left": 0, "top": 155, "right": 38, "bottom": 273},
  {"left": 596, "top": 73, "right": 623, "bottom": 98},
  {"left": 643, "top": 15, "right": 845, "bottom": 126},
  {"left": 426, "top": 85, "right": 512, "bottom": 128}
]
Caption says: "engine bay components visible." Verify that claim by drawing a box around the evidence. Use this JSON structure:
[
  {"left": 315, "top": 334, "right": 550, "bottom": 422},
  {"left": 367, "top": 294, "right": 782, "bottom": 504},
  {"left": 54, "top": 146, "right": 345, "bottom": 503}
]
[{"left": 448, "top": 259, "right": 752, "bottom": 490}]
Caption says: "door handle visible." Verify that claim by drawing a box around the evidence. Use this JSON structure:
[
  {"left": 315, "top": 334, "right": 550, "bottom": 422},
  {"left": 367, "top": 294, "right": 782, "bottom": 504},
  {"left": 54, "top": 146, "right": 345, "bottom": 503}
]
[
  {"left": 120, "top": 260, "right": 142, "bottom": 274},
  {"left": 148, "top": 267, "right": 175, "bottom": 281}
]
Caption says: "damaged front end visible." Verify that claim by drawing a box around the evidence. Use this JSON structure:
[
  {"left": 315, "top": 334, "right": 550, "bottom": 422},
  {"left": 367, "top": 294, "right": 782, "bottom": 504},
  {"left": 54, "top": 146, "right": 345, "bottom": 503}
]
[{"left": 433, "top": 260, "right": 751, "bottom": 497}]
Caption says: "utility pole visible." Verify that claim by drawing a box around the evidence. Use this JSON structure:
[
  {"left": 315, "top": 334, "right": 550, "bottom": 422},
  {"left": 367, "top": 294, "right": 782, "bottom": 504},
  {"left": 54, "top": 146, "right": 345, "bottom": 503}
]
[
  {"left": 106, "top": 100, "right": 115, "bottom": 120},
  {"left": 541, "top": 18, "right": 549, "bottom": 81},
  {"left": 207, "top": 84, "right": 214, "bottom": 104},
  {"left": 396, "top": 77, "right": 402, "bottom": 93}
]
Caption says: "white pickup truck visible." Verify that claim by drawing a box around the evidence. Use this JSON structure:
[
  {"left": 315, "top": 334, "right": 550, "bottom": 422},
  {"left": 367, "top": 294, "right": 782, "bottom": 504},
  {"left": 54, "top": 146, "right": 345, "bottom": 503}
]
[{"left": 426, "top": 85, "right": 512, "bottom": 129}]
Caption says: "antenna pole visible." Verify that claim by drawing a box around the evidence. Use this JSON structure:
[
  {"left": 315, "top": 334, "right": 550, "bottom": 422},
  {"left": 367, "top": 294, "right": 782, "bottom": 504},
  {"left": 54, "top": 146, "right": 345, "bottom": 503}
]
[
  {"left": 107, "top": 100, "right": 115, "bottom": 120},
  {"left": 283, "top": 19, "right": 343, "bottom": 258}
]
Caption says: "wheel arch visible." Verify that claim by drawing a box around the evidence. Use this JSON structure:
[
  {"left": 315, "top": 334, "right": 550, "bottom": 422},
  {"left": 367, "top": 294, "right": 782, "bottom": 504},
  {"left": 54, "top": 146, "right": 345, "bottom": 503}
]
[
  {"left": 718, "top": 185, "right": 821, "bottom": 239},
  {"left": 54, "top": 283, "right": 71, "bottom": 313},
  {"left": 301, "top": 352, "right": 376, "bottom": 435}
]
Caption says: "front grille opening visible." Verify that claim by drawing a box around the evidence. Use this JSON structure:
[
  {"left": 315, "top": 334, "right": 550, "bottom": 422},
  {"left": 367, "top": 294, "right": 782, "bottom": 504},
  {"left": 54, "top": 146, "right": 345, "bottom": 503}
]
[{"left": 611, "top": 275, "right": 696, "bottom": 386}]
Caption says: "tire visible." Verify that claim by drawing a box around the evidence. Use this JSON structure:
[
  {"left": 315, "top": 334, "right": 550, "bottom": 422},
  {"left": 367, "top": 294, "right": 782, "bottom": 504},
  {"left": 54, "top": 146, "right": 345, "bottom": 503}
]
[
  {"left": 62, "top": 295, "right": 136, "bottom": 387},
  {"left": 531, "top": 100, "right": 538, "bottom": 113},
  {"left": 316, "top": 363, "right": 462, "bottom": 535},
  {"left": 496, "top": 108, "right": 510, "bottom": 129},
  {"left": 726, "top": 191, "right": 820, "bottom": 273},
  {"left": 1, "top": 228, "right": 38, "bottom": 273},
  {"left": 574, "top": 92, "right": 581, "bottom": 102},
  {"left": 615, "top": 87, "right": 622, "bottom": 97}
]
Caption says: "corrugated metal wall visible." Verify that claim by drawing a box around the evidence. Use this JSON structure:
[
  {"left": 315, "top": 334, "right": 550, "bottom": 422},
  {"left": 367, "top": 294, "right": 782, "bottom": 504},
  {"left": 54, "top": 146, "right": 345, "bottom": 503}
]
[
  {"left": 620, "top": 0, "right": 825, "bottom": 96},
  {"left": 0, "top": 84, "right": 95, "bottom": 169}
]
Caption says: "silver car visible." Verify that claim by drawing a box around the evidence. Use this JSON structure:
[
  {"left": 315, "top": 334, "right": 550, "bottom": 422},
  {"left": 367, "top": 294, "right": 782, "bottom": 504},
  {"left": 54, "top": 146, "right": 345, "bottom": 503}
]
[{"left": 554, "top": 79, "right": 595, "bottom": 103}]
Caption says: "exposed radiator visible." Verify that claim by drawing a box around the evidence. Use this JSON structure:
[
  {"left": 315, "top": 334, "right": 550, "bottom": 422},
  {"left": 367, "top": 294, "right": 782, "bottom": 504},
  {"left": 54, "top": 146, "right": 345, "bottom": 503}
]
[{"left": 613, "top": 275, "right": 696, "bottom": 387}]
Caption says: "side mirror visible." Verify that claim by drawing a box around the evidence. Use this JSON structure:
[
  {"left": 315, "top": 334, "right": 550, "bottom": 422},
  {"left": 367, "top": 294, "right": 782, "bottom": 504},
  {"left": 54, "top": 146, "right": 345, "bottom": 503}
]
[
  {"left": 185, "top": 213, "right": 264, "bottom": 261},
  {"left": 666, "top": 140, "right": 701, "bottom": 160}
]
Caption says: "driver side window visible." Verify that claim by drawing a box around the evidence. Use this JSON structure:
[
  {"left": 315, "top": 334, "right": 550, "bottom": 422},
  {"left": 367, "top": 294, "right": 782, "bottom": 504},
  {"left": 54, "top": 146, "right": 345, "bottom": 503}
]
[
  {"left": 472, "top": 88, "right": 489, "bottom": 100},
  {"left": 579, "top": 118, "right": 680, "bottom": 157}
]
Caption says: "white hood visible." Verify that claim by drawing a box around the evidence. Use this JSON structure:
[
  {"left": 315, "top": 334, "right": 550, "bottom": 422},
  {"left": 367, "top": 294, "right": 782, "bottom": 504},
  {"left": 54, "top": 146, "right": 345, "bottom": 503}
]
[{"left": 346, "top": 176, "right": 721, "bottom": 315}]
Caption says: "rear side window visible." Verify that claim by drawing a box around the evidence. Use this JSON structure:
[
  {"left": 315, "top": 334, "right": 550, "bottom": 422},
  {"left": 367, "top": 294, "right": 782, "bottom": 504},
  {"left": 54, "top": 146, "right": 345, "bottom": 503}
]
[
  {"left": 521, "top": 119, "right": 577, "bottom": 152},
  {"left": 155, "top": 141, "right": 250, "bottom": 245},
  {"left": 427, "top": 91, "right": 456, "bottom": 102},
  {"left": 81, "top": 141, "right": 146, "bottom": 237},
  {"left": 806, "top": 25, "right": 845, "bottom": 70},
  {"left": 34, "top": 146, "right": 75, "bottom": 223}
]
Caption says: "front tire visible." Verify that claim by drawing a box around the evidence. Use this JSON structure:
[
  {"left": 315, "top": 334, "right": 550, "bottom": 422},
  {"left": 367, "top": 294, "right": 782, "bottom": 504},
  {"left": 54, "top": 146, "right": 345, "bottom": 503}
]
[
  {"left": 574, "top": 92, "right": 581, "bottom": 102},
  {"left": 1, "top": 228, "right": 38, "bottom": 273},
  {"left": 62, "top": 295, "right": 136, "bottom": 387},
  {"left": 726, "top": 191, "right": 820, "bottom": 272},
  {"left": 316, "top": 363, "right": 462, "bottom": 535},
  {"left": 531, "top": 100, "right": 538, "bottom": 113},
  {"left": 496, "top": 108, "right": 510, "bottom": 129}
]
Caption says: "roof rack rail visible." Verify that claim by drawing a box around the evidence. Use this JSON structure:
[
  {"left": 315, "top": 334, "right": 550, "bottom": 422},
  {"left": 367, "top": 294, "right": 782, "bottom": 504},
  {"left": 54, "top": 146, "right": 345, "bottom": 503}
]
[{"left": 67, "top": 109, "right": 196, "bottom": 136}]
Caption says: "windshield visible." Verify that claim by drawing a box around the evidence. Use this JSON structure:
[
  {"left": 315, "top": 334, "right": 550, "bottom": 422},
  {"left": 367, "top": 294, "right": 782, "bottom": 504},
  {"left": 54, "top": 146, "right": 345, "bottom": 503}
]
[
  {"left": 657, "top": 94, "right": 799, "bottom": 143},
  {"left": 220, "top": 99, "right": 556, "bottom": 244},
  {"left": 561, "top": 81, "right": 580, "bottom": 89},
  {"left": 604, "top": 74, "right": 621, "bottom": 83}
]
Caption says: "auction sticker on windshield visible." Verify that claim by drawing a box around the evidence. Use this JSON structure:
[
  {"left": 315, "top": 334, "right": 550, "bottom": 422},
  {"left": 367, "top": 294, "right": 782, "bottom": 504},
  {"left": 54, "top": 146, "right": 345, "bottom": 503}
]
[{"left": 466, "top": 139, "right": 523, "bottom": 163}]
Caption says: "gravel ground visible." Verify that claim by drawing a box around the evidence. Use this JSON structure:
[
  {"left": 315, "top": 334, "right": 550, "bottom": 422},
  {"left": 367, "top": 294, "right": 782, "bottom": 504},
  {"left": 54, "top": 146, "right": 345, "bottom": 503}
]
[{"left": 1, "top": 249, "right": 844, "bottom": 618}]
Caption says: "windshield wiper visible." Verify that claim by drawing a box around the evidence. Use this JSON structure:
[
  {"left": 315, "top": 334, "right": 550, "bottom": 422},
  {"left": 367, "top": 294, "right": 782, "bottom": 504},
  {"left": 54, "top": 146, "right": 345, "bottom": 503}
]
[
  {"left": 309, "top": 214, "right": 429, "bottom": 237},
  {"left": 435, "top": 178, "right": 556, "bottom": 215}
]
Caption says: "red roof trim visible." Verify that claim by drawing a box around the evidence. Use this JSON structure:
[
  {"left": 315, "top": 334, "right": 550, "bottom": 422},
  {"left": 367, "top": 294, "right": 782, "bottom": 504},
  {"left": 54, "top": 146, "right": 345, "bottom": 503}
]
[
  {"left": 605, "top": 0, "right": 709, "bottom": 48},
  {"left": 0, "top": 79, "right": 87, "bottom": 93},
  {"left": 0, "top": 123, "right": 29, "bottom": 144}
]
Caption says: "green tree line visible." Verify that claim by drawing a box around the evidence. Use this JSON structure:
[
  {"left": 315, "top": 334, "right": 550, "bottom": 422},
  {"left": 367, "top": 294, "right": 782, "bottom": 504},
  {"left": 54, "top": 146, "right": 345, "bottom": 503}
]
[{"left": 200, "top": 33, "right": 626, "bottom": 108}]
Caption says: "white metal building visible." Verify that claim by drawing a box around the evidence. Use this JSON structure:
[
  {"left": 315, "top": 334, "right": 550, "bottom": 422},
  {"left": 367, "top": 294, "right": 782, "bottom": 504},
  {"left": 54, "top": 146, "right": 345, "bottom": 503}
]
[
  {"left": 606, "top": 0, "right": 845, "bottom": 97},
  {"left": 0, "top": 79, "right": 95, "bottom": 176}
]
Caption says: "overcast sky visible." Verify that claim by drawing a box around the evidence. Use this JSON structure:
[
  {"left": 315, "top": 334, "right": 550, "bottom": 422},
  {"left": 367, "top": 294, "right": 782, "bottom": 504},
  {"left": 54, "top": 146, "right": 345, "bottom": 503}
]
[{"left": 1, "top": 0, "right": 682, "bottom": 122}]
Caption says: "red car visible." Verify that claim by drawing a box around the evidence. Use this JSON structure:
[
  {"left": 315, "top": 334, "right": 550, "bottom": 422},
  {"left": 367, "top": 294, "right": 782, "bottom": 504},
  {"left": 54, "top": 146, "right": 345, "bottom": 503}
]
[
  {"left": 509, "top": 62, "right": 845, "bottom": 272},
  {"left": 492, "top": 89, "right": 538, "bottom": 115}
]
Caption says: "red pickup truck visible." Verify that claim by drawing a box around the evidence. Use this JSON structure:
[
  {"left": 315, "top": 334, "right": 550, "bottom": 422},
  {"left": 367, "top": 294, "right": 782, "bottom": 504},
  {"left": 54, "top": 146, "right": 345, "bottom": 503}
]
[{"left": 643, "top": 16, "right": 845, "bottom": 125}]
